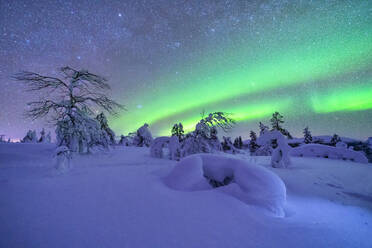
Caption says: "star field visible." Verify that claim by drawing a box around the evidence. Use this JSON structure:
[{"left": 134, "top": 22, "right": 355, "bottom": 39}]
[{"left": 0, "top": 0, "right": 371, "bottom": 140}]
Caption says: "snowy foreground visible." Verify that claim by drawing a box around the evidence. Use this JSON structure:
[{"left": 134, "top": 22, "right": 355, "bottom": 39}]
[{"left": 1, "top": 143, "right": 372, "bottom": 248}]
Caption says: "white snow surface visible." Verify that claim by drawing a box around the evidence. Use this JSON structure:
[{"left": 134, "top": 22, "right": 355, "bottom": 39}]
[
  {"left": 1, "top": 143, "right": 372, "bottom": 248},
  {"left": 291, "top": 144, "right": 368, "bottom": 163},
  {"left": 164, "top": 154, "right": 286, "bottom": 217}
]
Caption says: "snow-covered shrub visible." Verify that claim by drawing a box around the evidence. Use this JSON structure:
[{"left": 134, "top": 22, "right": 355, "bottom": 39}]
[
  {"left": 164, "top": 154, "right": 287, "bottom": 217},
  {"left": 133, "top": 123, "right": 153, "bottom": 147},
  {"left": 330, "top": 134, "right": 341, "bottom": 146},
  {"left": 257, "top": 130, "right": 291, "bottom": 168},
  {"left": 54, "top": 146, "right": 72, "bottom": 172},
  {"left": 336, "top": 141, "right": 347, "bottom": 149},
  {"left": 290, "top": 144, "right": 368, "bottom": 163},
  {"left": 22, "top": 130, "right": 38, "bottom": 143}
]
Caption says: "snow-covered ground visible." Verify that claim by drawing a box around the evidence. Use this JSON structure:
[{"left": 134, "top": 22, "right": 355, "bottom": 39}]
[{"left": 1, "top": 143, "right": 372, "bottom": 248}]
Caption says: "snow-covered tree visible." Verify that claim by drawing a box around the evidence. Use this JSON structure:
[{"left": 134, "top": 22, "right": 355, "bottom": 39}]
[
  {"left": 54, "top": 146, "right": 71, "bottom": 173},
  {"left": 181, "top": 112, "right": 233, "bottom": 156},
  {"left": 56, "top": 109, "right": 110, "bottom": 153},
  {"left": 118, "top": 135, "right": 131, "bottom": 146},
  {"left": 133, "top": 123, "right": 153, "bottom": 147},
  {"left": 171, "top": 123, "right": 184, "bottom": 141},
  {"left": 150, "top": 137, "right": 170, "bottom": 159},
  {"left": 303, "top": 126, "right": 312, "bottom": 144},
  {"left": 96, "top": 112, "right": 116, "bottom": 144},
  {"left": 330, "top": 134, "right": 341, "bottom": 146},
  {"left": 233, "top": 136, "right": 243, "bottom": 149},
  {"left": 38, "top": 128, "right": 46, "bottom": 143},
  {"left": 257, "top": 130, "right": 291, "bottom": 168},
  {"left": 46, "top": 131, "right": 52, "bottom": 143},
  {"left": 14, "top": 66, "right": 123, "bottom": 153},
  {"left": 259, "top": 122, "right": 269, "bottom": 136},
  {"left": 270, "top": 112, "right": 293, "bottom": 139},
  {"left": 22, "top": 130, "right": 38, "bottom": 143},
  {"left": 0, "top": 135, "right": 5, "bottom": 143},
  {"left": 249, "top": 131, "right": 259, "bottom": 153},
  {"left": 222, "top": 136, "right": 239, "bottom": 153}
]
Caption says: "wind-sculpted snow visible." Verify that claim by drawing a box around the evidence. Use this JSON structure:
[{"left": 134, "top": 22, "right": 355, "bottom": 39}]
[
  {"left": 291, "top": 144, "right": 368, "bottom": 163},
  {"left": 164, "top": 154, "right": 287, "bottom": 217}
]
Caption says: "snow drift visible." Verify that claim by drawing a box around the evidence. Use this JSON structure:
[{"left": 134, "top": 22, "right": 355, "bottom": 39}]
[
  {"left": 291, "top": 144, "right": 368, "bottom": 163},
  {"left": 164, "top": 154, "right": 287, "bottom": 217}
]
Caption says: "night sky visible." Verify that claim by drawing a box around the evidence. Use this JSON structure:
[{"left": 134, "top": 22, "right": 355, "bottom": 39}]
[{"left": 0, "top": 0, "right": 371, "bottom": 141}]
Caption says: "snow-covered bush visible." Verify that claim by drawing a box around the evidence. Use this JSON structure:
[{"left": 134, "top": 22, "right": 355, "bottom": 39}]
[
  {"left": 54, "top": 146, "right": 72, "bottom": 173},
  {"left": 257, "top": 130, "right": 291, "bottom": 168},
  {"left": 133, "top": 123, "right": 153, "bottom": 147},
  {"left": 22, "top": 130, "right": 38, "bottom": 143},
  {"left": 290, "top": 144, "right": 368, "bottom": 163},
  {"left": 336, "top": 141, "right": 347, "bottom": 149},
  {"left": 164, "top": 154, "right": 287, "bottom": 217}
]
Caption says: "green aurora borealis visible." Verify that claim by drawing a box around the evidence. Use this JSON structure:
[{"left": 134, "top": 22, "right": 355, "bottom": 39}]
[{"left": 110, "top": 1, "right": 372, "bottom": 139}]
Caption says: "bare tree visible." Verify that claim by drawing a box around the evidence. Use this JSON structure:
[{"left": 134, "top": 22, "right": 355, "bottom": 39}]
[
  {"left": 14, "top": 66, "right": 123, "bottom": 122},
  {"left": 14, "top": 66, "right": 124, "bottom": 152}
]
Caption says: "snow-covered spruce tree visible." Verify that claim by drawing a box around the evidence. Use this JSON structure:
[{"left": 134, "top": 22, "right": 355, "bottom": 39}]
[
  {"left": 249, "top": 130, "right": 259, "bottom": 154},
  {"left": 21, "top": 130, "right": 38, "bottom": 143},
  {"left": 259, "top": 122, "right": 269, "bottom": 136},
  {"left": 46, "top": 131, "right": 52, "bottom": 143},
  {"left": 38, "top": 128, "right": 46, "bottom": 143},
  {"left": 233, "top": 136, "right": 243, "bottom": 149},
  {"left": 96, "top": 112, "right": 116, "bottom": 145},
  {"left": 133, "top": 123, "right": 153, "bottom": 147},
  {"left": 182, "top": 112, "right": 234, "bottom": 155},
  {"left": 330, "top": 134, "right": 341, "bottom": 146},
  {"left": 118, "top": 135, "right": 131, "bottom": 146},
  {"left": 303, "top": 126, "right": 312, "bottom": 144},
  {"left": 270, "top": 112, "right": 293, "bottom": 139},
  {"left": 222, "top": 136, "right": 240, "bottom": 154},
  {"left": 14, "top": 66, "right": 123, "bottom": 153},
  {"left": 171, "top": 123, "right": 184, "bottom": 141}
]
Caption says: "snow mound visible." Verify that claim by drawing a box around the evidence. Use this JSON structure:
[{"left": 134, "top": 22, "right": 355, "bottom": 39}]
[
  {"left": 291, "top": 144, "right": 368, "bottom": 163},
  {"left": 164, "top": 154, "right": 286, "bottom": 217}
]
